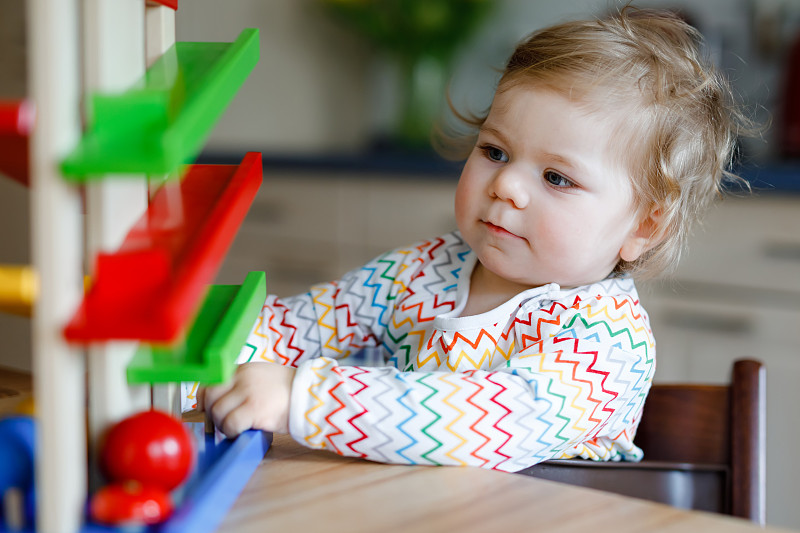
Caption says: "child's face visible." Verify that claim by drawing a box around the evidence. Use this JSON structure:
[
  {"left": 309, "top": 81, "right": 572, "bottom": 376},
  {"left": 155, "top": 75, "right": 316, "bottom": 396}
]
[{"left": 455, "top": 83, "right": 649, "bottom": 289}]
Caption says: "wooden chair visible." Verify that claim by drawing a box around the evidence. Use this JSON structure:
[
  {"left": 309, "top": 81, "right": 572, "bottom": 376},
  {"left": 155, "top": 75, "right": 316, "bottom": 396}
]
[{"left": 518, "top": 359, "right": 766, "bottom": 524}]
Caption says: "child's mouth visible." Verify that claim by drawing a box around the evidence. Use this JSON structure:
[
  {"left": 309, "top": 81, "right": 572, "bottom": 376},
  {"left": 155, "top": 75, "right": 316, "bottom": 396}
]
[{"left": 484, "top": 221, "right": 522, "bottom": 240}]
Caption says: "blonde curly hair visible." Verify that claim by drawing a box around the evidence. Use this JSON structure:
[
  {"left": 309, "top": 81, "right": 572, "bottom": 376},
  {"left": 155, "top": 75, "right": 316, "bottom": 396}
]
[{"left": 441, "top": 7, "right": 754, "bottom": 279}]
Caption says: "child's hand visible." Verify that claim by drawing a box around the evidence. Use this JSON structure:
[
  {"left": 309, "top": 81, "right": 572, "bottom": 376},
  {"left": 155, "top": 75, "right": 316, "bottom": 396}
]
[{"left": 198, "top": 362, "right": 295, "bottom": 438}]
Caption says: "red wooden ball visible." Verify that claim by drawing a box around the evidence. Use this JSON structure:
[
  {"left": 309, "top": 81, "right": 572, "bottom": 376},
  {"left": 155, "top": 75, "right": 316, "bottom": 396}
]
[
  {"left": 101, "top": 410, "right": 194, "bottom": 491},
  {"left": 90, "top": 481, "right": 173, "bottom": 526}
]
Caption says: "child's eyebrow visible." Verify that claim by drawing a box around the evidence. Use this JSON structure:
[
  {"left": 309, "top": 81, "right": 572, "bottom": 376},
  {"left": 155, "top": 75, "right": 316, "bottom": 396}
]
[
  {"left": 542, "top": 152, "right": 576, "bottom": 169},
  {"left": 541, "top": 151, "right": 594, "bottom": 180},
  {"left": 478, "top": 124, "right": 507, "bottom": 142}
]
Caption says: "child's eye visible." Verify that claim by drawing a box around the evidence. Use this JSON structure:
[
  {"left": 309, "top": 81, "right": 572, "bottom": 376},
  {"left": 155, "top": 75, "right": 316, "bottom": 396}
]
[
  {"left": 544, "top": 170, "right": 574, "bottom": 188},
  {"left": 480, "top": 145, "right": 509, "bottom": 163}
]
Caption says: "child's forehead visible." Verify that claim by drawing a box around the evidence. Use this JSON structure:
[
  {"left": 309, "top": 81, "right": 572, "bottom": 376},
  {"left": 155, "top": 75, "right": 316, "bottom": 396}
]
[
  {"left": 490, "top": 86, "right": 632, "bottom": 160},
  {"left": 492, "top": 78, "right": 637, "bottom": 125}
]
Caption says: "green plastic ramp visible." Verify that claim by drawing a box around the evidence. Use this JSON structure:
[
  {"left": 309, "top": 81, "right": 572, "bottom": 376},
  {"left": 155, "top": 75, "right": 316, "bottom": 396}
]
[
  {"left": 127, "top": 271, "right": 266, "bottom": 385},
  {"left": 62, "top": 28, "right": 259, "bottom": 179}
]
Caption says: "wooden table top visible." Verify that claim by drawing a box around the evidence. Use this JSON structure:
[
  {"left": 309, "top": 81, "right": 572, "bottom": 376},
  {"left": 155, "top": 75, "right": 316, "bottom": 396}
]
[
  {"left": 0, "top": 368, "right": 789, "bottom": 532},
  {"left": 218, "top": 434, "right": 789, "bottom": 533}
]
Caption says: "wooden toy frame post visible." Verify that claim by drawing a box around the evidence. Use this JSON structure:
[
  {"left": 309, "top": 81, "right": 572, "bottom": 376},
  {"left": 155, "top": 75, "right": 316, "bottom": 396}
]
[
  {"left": 145, "top": 2, "right": 183, "bottom": 416},
  {"left": 83, "top": 0, "right": 152, "bottom": 451},
  {"left": 26, "top": 0, "right": 86, "bottom": 530},
  {"left": 83, "top": 0, "right": 184, "bottom": 441},
  {"left": 17, "top": 1, "right": 268, "bottom": 531}
]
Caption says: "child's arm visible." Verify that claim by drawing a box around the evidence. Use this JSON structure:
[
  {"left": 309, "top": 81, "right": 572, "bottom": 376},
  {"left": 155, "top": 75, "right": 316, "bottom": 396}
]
[
  {"left": 234, "top": 240, "right": 425, "bottom": 368},
  {"left": 195, "top": 239, "right": 433, "bottom": 416},
  {"left": 286, "top": 294, "right": 655, "bottom": 471}
]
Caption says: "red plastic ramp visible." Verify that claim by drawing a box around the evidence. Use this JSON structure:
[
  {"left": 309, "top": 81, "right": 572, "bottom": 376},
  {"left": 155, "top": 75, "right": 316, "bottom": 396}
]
[{"left": 64, "top": 152, "right": 262, "bottom": 342}]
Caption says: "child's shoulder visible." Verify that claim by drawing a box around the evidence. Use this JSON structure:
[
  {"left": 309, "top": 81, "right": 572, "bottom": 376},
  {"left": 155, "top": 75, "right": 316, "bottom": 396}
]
[
  {"left": 560, "top": 277, "right": 643, "bottom": 308},
  {"left": 377, "top": 231, "right": 472, "bottom": 275},
  {"left": 519, "top": 277, "right": 653, "bottom": 358},
  {"left": 402, "top": 231, "right": 470, "bottom": 260},
  {"left": 347, "top": 232, "right": 471, "bottom": 300},
  {"left": 518, "top": 276, "right": 649, "bottom": 330}
]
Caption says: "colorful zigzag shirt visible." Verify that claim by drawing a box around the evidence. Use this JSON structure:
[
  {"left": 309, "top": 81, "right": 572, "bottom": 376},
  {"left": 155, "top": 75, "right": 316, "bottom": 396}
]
[{"left": 194, "top": 231, "right": 656, "bottom": 471}]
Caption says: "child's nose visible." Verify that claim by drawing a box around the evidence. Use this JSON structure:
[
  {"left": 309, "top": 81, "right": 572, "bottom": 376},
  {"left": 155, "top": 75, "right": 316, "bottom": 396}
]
[{"left": 490, "top": 166, "right": 530, "bottom": 209}]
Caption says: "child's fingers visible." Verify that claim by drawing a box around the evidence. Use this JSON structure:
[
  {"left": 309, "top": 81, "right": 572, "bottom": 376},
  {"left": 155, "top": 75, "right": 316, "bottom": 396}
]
[
  {"left": 207, "top": 387, "right": 247, "bottom": 435},
  {"left": 201, "top": 381, "right": 234, "bottom": 413},
  {"left": 218, "top": 404, "right": 253, "bottom": 439}
]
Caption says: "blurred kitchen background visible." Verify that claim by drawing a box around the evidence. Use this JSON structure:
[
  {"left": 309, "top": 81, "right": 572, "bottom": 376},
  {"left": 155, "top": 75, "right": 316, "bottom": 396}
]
[{"left": 2, "top": 0, "right": 800, "bottom": 528}]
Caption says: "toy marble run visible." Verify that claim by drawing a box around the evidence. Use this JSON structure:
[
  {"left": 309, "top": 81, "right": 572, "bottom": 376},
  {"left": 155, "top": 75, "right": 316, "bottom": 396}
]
[{"left": 0, "top": 1, "right": 272, "bottom": 532}]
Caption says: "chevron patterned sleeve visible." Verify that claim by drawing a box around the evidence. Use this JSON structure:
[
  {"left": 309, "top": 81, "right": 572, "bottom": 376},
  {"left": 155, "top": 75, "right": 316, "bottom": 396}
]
[
  {"left": 181, "top": 238, "right": 447, "bottom": 412},
  {"left": 235, "top": 239, "right": 434, "bottom": 366},
  {"left": 287, "top": 292, "right": 656, "bottom": 472}
]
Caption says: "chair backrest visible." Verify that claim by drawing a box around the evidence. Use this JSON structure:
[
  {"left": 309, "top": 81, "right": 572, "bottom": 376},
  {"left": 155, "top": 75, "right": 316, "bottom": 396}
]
[{"left": 518, "top": 359, "right": 766, "bottom": 524}]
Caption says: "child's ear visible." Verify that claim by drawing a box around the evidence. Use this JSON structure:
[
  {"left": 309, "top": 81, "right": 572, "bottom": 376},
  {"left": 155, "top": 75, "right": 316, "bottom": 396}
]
[{"left": 620, "top": 207, "right": 665, "bottom": 263}]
